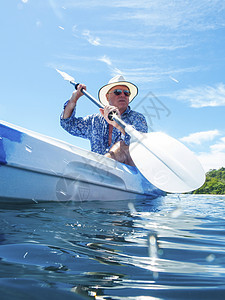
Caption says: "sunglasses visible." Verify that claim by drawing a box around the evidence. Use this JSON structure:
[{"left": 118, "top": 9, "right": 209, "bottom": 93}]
[{"left": 108, "top": 89, "right": 131, "bottom": 97}]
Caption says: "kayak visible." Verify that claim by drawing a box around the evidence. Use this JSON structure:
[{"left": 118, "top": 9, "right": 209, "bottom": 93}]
[{"left": 0, "top": 121, "right": 165, "bottom": 203}]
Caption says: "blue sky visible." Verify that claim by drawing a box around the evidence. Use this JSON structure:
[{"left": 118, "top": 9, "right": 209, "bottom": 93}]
[{"left": 1, "top": 0, "right": 225, "bottom": 171}]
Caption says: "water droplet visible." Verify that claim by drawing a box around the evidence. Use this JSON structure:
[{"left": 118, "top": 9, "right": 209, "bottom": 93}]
[
  {"left": 25, "top": 145, "right": 32, "bottom": 153},
  {"left": 23, "top": 252, "right": 28, "bottom": 258},
  {"left": 153, "top": 271, "right": 159, "bottom": 280},
  {"left": 148, "top": 233, "right": 159, "bottom": 259},
  {"left": 206, "top": 254, "right": 215, "bottom": 262},
  {"left": 88, "top": 291, "right": 97, "bottom": 297},
  {"left": 170, "top": 207, "right": 183, "bottom": 218},
  {"left": 149, "top": 235, "right": 156, "bottom": 245},
  {"left": 128, "top": 202, "right": 137, "bottom": 214}
]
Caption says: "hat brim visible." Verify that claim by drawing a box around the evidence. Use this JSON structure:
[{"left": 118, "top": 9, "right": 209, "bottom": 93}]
[{"left": 98, "top": 81, "right": 138, "bottom": 106}]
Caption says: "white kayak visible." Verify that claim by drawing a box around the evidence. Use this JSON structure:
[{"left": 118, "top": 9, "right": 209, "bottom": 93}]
[{"left": 0, "top": 121, "right": 165, "bottom": 203}]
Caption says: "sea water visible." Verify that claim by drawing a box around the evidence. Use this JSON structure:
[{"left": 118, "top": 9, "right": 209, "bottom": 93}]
[{"left": 0, "top": 194, "right": 225, "bottom": 299}]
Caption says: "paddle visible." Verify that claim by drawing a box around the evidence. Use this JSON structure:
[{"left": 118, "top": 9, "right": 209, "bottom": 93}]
[{"left": 56, "top": 69, "right": 205, "bottom": 193}]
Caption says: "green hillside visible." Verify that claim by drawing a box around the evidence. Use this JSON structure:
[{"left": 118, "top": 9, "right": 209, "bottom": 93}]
[{"left": 193, "top": 167, "right": 225, "bottom": 195}]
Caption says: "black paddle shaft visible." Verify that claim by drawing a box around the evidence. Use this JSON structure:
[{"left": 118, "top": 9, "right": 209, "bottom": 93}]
[{"left": 70, "top": 81, "right": 125, "bottom": 127}]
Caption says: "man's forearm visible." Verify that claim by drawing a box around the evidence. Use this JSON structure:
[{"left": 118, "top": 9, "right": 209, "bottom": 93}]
[
  {"left": 114, "top": 123, "right": 125, "bottom": 135},
  {"left": 62, "top": 84, "right": 86, "bottom": 119},
  {"left": 62, "top": 100, "right": 77, "bottom": 119}
]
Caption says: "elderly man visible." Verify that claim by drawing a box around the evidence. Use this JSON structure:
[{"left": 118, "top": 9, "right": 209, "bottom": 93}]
[{"left": 60, "top": 75, "right": 148, "bottom": 165}]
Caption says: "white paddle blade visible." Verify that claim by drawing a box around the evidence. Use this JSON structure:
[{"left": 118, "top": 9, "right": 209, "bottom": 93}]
[
  {"left": 128, "top": 130, "right": 205, "bottom": 193},
  {"left": 56, "top": 69, "right": 75, "bottom": 83}
]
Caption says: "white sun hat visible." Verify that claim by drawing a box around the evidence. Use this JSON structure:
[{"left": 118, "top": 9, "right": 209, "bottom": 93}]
[{"left": 98, "top": 75, "right": 138, "bottom": 106}]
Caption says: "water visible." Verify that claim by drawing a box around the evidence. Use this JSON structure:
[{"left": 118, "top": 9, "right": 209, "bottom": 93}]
[{"left": 0, "top": 194, "right": 225, "bottom": 299}]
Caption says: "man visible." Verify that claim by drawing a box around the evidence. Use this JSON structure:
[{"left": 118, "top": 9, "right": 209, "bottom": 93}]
[{"left": 60, "top": 75, "right": 148, "bottom": 166}]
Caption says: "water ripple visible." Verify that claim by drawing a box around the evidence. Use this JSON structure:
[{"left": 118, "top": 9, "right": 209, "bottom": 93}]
[{"left": 0, "top": 195, "right": 225, "bottom": 299}]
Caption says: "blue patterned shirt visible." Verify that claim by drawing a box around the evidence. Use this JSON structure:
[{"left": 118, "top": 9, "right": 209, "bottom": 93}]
[{"left": 60, "top": 104, "right": 148, "bottom": 155}]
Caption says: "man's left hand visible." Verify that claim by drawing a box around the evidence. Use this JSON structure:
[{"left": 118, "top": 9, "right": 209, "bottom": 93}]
[{"left": 99, "top": 105, "right": 125, "bottom": 134}]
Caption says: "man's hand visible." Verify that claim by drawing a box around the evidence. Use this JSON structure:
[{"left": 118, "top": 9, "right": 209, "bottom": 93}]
[
  {"left": 99, "top": 105, "right": 125, "bottom": 134},
  {"left": 70, "top": 83, "right": 86, "bottom": 104}
]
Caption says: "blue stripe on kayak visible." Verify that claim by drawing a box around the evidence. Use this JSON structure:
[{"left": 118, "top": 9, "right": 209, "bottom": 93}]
[
  {"left": 0, "top": 124, "right": 23, "bottom": 165},
  {"left": 0, "top": 138, "right": 6, "bottom": 165}
]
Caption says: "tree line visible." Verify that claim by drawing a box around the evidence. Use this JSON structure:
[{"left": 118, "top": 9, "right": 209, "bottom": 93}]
[{"left": 193, "top": 167, "right": 225, "bottom": 195}]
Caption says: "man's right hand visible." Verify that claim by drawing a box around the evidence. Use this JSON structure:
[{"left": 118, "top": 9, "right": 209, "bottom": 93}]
[
  {"left": 70, "top": 83, "right": 87, "bottom": 104},
  {"left": 62, "top": 83, "right": 86, "bottom": 119}
]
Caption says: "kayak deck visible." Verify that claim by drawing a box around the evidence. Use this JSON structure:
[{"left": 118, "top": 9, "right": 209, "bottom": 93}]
[{"left": 0, "top": 121, "right": 164, "bottom": 203}]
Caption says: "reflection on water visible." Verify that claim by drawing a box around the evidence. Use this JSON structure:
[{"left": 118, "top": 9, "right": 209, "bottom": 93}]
[{"left": 0, "top": 194, "right": 225, "bottom": 299}]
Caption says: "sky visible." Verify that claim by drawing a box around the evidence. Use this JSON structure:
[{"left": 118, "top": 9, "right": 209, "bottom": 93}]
[{"left": 1, "top": 0, "right": 225, "bottom": 172}]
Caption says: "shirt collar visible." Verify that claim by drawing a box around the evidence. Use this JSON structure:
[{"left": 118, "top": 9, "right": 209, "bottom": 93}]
[{"left": 121, "top": 106, "right": 131, "bottom": 116}]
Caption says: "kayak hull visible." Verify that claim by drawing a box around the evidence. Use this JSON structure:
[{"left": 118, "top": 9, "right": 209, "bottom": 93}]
[{"left": 0, "top": 121, "right": 165, "bottom": 203}]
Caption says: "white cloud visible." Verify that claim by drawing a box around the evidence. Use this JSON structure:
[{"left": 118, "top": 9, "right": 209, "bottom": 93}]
[
  {"left": 180, "top": 132, "right": 225, "bottom": 172},
  {"left": 210, "top": 137, "right": 225, "bottom": 153},
  {"left": 106, "top": 0, "right": 225, "bottom": 31},
  {"left": 98, "top": 55, "right": 112, "bottom": 66},
  {"left": 72, "top": 25, "right": 78, "bottom": 36},
  {"left": 89, "top": 29, "right": 191, "bottom": 50},
  {"left": 54, "top": 1, "right": 225, "bottom": 32},
  {"left": 198, "top": 151, "right": 225, "bottom": 172},
  {"left": 180, "top": 130, "right": 221, "bottom": 145},
  {"left": 121, "top": 66, "right": 200, "bottom": 84},
  {"left": 175, "top": 83, "right": 225, "bottom": 108},
  {"left": 111, "top": 68, "right": 124, "bottom": 76},
  {"left": 48, "top": 1, "right": 225, "bottom": 53},
  {"left": 82, "top": 30, "right": 100, "bottom": 46},
  {"left": 98, "top": 36, "right": 190, "bottom": 50},
  {"left": 97, "top": 55, "right": 124, "bottom": 77},
  {"left": 197, "top": 137, "right": 225, "bottom": 171},
  {"left": 182, "top": 136, "right": 225, "bottom": 171}
]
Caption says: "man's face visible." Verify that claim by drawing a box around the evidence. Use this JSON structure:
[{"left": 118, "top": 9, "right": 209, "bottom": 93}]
[{"left": 106, "top": 85, "right": 130, "bottom": 113}]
